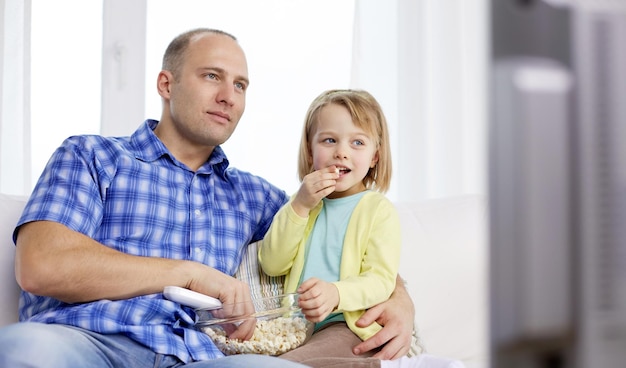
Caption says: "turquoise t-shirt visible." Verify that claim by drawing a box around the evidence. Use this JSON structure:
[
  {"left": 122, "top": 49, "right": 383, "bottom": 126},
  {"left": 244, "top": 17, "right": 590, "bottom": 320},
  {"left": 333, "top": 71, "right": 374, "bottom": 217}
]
[{"left": 300, "top": 191, "right": 367, "bottom": 330}]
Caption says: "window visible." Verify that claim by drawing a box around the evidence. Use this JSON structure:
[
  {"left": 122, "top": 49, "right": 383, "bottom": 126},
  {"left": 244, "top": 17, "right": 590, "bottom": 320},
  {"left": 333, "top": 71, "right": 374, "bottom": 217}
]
[{"left": 30, "top": 0, "right": 103, "bottom": 181}]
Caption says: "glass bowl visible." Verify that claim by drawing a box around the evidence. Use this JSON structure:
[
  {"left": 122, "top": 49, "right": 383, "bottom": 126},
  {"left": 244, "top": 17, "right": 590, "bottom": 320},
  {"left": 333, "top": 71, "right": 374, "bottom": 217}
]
[{"left": 195, "top": 293, "right": 314, "bottom": 356}]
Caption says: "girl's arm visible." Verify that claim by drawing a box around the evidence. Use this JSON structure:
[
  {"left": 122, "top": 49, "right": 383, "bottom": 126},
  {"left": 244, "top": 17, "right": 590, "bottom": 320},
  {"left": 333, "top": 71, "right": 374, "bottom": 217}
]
[{"left": 257, "top": 200, "right": 308, "bottom": 276}]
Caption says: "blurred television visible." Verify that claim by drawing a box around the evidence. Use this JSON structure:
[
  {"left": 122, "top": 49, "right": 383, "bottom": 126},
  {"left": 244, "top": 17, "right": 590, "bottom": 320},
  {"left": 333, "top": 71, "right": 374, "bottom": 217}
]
[{"left": 488, "top": 1, "right": 626, "bottom": 367}]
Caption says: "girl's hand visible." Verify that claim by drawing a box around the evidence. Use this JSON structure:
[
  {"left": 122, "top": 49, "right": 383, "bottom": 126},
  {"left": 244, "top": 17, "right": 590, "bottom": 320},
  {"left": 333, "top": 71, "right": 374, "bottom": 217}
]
[
  {"left": 291, "top": 166, "right": 339, "bottom": 217},
  {"left": 297, "top": 277, "right": 339, "bottom": 322}
]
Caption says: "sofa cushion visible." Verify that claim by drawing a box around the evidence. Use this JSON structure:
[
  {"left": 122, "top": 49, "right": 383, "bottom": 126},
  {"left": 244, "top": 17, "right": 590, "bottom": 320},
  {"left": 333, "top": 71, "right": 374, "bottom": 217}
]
[{"left": 235, "top": 241, "right": 284, "bottom": 300}]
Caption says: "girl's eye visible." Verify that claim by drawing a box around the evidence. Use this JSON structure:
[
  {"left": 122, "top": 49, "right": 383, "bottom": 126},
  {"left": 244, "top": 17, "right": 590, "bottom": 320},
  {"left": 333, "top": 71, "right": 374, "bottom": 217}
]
[
  {"left": 323, "top": 138, "right": 336, "bottom": 144},
  {"left": 353, "top": 140, "right": 365, "bottom": 146}
]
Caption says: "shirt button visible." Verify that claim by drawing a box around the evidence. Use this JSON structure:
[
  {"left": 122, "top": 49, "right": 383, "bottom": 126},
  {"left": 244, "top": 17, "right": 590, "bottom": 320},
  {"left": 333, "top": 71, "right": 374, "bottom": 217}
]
[{"left": 194, "top": 209, "right": 201, "bottom": 216}]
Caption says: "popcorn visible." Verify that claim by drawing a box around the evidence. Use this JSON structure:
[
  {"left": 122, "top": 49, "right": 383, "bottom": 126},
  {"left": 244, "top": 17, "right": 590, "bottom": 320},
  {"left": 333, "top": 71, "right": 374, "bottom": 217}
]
[{"left": 202, "top": 316, "right": 310, "bottom": 356}]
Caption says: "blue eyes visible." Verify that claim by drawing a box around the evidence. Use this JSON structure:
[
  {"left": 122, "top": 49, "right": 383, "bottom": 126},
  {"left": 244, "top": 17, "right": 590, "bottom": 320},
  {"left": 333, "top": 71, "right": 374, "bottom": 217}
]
[
  {"left": 204, "top": 73, "right": 246, "bottom": 91},
  {"left": 322, "top": 138, "right": 365, "bottom": 146}
]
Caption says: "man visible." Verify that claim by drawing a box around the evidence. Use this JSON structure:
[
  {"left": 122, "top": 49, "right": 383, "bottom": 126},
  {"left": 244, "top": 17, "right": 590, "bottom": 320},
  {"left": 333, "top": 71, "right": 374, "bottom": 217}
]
[{"left": 0, "top": 28, "right": 415, "bottom": 367}]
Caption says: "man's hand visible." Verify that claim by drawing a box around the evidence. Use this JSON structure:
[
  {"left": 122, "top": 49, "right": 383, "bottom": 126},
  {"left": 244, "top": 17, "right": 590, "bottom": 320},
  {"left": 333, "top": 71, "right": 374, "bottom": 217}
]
[
  {"left": 297, "top": 277, "right": 339, "bottom": 322},
  {"left": 188, "top": 271, "right": 256, "bottom": 341},
  {"left": 352, "top": 275, "right": 415, "bottom": 359}
]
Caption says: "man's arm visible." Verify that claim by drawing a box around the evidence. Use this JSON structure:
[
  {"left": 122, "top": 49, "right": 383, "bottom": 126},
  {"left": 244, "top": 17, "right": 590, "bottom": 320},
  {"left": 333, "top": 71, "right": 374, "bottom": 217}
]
[
  {"left": 15, "top": 221, "right": 251, "bottom": 306},
  {"left": 352, "top": 274, "right": 415, "bottom": 359}
]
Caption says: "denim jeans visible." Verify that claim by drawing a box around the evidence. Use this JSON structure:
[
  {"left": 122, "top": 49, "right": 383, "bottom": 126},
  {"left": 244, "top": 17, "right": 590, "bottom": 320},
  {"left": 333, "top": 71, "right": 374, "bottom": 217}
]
[{"left": 0, "top": 322, "right": 311, "bottom": 368}]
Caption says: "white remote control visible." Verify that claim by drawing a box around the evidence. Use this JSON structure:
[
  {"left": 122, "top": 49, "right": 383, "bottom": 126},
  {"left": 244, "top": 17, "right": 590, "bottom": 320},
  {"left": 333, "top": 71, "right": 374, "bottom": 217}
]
[{"left": 163, "top": 286, "right": 222, "bottom": 310}]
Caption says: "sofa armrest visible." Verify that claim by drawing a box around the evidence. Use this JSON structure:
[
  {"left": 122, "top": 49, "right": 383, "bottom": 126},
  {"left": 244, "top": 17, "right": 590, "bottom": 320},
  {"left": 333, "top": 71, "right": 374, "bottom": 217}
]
[
  {"left": 396, "top": 195, "right": 488, "bottom": 368},
  {"left": 0, "top": 193, "right": 28, "bottom": 326}
]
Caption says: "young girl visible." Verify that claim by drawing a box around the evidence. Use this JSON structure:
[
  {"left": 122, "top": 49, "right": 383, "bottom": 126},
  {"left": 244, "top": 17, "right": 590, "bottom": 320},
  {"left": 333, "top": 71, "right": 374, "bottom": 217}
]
[{"left": 259, "top": 89, "right": 403, "bottom": 363}]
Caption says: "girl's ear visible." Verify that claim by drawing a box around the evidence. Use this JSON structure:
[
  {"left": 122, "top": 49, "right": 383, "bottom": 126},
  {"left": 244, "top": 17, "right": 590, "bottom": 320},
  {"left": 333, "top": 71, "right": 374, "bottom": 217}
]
[{"left": 370, "top": 151, "right": 379, "bottom": 168}]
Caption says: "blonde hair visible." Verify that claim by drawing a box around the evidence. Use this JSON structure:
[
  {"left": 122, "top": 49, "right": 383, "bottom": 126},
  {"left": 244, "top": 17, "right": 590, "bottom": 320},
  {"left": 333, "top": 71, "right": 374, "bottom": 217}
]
[{"left": 297, "top": 89, "right": 392, "bottom": 193}]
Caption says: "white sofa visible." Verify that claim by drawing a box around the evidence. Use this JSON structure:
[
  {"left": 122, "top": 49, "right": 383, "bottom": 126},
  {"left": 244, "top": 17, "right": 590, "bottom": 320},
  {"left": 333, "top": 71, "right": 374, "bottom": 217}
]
[{"left": 0, "top": 193, "right": 488, "bottom": 368}]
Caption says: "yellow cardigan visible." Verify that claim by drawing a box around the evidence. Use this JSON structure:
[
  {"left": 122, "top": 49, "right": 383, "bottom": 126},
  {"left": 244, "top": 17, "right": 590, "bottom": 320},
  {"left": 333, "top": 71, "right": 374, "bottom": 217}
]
[{"left": 258, "top": 191, "right": 401, "bottom": 341}]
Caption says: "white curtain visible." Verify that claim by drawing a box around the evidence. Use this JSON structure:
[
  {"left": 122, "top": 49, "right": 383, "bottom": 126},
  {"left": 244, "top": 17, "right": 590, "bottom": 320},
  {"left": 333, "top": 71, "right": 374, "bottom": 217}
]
[
  {"left": 352, "top": 0, "right": 487, "bottom": 202},
  {"left": 0, "top": 0, "right": 487, "bottom": 201},
  {"left": 100, "top": 0, "right": 146, "bottom": 137},
  {"left": 0, "top": 0, "right": 31, "bottom": 196}
]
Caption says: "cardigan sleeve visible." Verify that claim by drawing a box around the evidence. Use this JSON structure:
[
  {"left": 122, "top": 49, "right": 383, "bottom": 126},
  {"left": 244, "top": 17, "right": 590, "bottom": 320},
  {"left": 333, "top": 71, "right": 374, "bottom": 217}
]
[
  {"left": 258, "top": 198, "right": 308, "bottom": 276},
  {"left": 334, "top": 193, "right": 402, "bottom": 312}
]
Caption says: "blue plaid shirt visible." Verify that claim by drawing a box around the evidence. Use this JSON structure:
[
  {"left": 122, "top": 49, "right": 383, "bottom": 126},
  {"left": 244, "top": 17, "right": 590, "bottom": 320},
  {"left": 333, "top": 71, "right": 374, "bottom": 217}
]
[{"left": 15, "top": 120, "right": 289, "bottom": 362}]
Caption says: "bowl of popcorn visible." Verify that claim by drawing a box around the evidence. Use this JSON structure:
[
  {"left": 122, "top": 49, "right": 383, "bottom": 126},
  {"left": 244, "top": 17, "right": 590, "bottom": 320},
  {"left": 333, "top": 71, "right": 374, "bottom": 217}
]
[{"left": 195, "top": 293, "right": 314, "bottom": 356}]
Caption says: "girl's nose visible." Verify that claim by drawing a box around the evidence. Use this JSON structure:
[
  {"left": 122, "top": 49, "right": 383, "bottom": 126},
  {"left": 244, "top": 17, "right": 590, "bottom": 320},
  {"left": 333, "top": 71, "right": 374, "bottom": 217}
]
[{"left": 334, "top": 147, "right": 348, "bottom": 159}]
